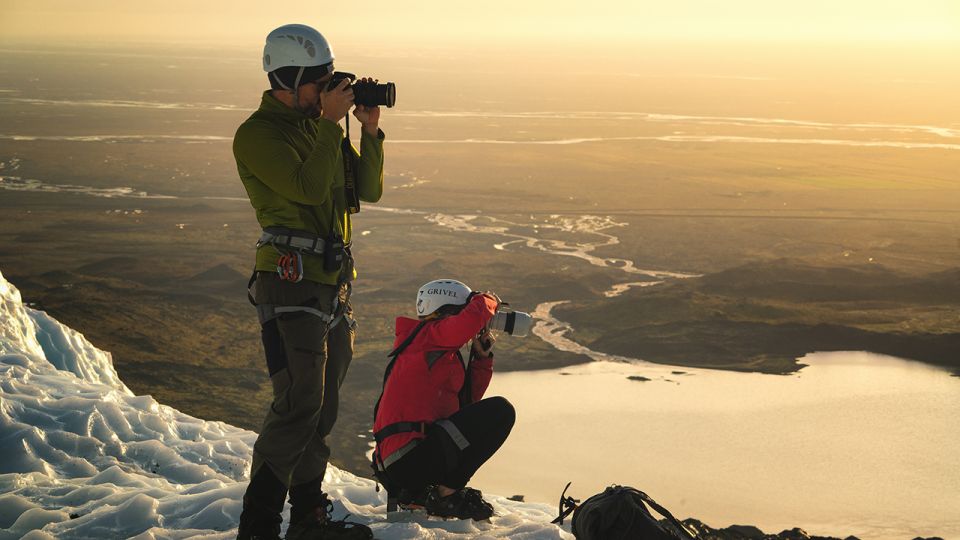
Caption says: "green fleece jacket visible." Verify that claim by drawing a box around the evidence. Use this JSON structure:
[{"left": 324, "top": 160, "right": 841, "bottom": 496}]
[{"left": 233, "top": 91, "right": 384, "bottom": 284}]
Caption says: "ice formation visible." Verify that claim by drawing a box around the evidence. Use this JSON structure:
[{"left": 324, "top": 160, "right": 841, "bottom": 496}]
[{"left": 0, "top": 270, "right": 571, "bottom": 539}]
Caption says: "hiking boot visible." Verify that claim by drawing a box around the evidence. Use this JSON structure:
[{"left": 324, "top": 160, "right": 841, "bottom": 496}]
[
  {"left": 284, "top": 501, "right": 373, "bottom": 540},
  {"left": 238, "top": 465, "right": 286, "bottom": 540},
  {"left": 236, "top": 512, "right": 281, "bottom": 540},
  {"left": 237, "top": 528, "right": 280, "bottom": 540},
  {"left": 397, "top": 486, "right": 430, "bottom": 510},
  {"left": 424, "top": 486, "right": 494, "bottom": 521}
]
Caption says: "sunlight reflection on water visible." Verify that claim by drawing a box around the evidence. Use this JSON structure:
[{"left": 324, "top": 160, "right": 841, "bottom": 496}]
[{"left": 475, "top": 352, "right": 960, "bottom": 540}]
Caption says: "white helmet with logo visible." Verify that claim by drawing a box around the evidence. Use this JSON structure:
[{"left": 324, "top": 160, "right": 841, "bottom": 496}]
[
  {"left": 416, "top": 279, "right": 472, "bottom": 317},
  {"left": 262, "top": 24, "right": 334, "bottom": 72}
]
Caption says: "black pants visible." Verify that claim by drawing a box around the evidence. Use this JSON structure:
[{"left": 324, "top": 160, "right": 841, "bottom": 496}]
[{"left": 385, "top": 397, "right": 516, "bottom": 491}]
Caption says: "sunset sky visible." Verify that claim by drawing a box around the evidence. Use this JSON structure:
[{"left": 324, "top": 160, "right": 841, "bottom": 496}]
[{"left": 2, "top": 0, "right": 958, "bottom": 46}]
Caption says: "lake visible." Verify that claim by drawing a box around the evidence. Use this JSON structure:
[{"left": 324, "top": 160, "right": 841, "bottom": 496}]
[{"left": 473, "top": 351, "right": 959, "bottom": 539}]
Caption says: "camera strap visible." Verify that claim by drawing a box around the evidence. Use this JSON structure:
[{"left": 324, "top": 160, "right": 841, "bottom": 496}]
[
  {"left": 458, "top": 348, "right": 476, "bottom": 408},
  {"left": 342, "top": 116, "right": 361, "bottom": 214}
]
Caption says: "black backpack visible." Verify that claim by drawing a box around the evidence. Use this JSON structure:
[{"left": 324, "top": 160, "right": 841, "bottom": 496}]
[{"left": 555, "top": 484, "right": 698, "bottom": 540}]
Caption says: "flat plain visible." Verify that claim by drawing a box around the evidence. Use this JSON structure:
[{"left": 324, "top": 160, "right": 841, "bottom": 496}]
[{"left": 1, "top": 41, "right": 958, "bottom": 475}]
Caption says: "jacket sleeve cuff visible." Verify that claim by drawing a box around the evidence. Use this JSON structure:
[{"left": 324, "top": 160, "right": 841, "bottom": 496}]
[
  {"left": 362, "top": 127, "right": 385, "bottom": 142},
  {"left": 472, "top": 353, "right": 494, "bottom": 365}
]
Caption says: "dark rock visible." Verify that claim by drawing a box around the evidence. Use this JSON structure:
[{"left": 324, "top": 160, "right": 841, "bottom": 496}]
[
  {"left": 674, "top": 520, "right": 853, "bottom": 540},
  {"left": 722, "top": 524, "right": 766, "bottom": 539},
  {"left": 778, "top": 528, "right": 810, "bottom": 540},
  {"left": 627, "top": 375, "right": 651, "bottom": 382}
]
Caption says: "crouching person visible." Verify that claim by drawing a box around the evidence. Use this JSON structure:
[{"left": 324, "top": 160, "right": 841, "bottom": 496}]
[{"left": 371, "top": 279, "right": 516, "bottom": 520}]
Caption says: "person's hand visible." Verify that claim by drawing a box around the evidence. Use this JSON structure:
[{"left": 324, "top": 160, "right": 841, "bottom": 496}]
[
  {"left": 352, "top": 78, "right": 381, "bottom": 135},
  {"left": 320, "top": 79, "right": 354, "bottom": 123},
  {"left": 480, "top": 291, "right": 502, "bottom": 306},
  {"left": 472, "top": 328, "right": 496, "bottom": 357}
]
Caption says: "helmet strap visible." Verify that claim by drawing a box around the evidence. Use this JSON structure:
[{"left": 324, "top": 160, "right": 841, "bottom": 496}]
[
  {"left": 270, "top": 71, "right": 292, "bottom": 91},
  {"left": 291, "top": 66, "right": 306, "bottom": 114}
]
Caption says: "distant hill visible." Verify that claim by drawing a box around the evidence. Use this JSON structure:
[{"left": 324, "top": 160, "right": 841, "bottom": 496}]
[
  {"left": 417, "top": 258, "right": 462, "bottom": 278},
  {"left": 70, "top": 256, "right": 172, "bottom": 287},
  {"left": 699, "top": 260, "right": 960, "bottom": 304},
  {"left": 558, "top": 260, "right": 960, "bottom": 373},
  {"left": 75, "top": 256, "right": 142, "bottom": 276},
  {"left": 184, "top": 262, "right": 247, "bottom": 291}
]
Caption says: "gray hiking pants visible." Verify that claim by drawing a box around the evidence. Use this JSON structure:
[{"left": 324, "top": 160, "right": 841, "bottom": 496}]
[{"left": 249, "top": 272, "right": 355, "bottom": 488}]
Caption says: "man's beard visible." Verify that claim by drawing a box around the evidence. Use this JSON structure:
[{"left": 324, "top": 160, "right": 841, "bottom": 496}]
[
  {"left": 301, "top": 102, "right": 322, "bottom": 118},
  {"left": 294, "top": 96, "right": 321, "bottom": 118}
]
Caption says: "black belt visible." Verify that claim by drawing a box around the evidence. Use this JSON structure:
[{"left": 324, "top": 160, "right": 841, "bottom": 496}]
[{"left": 374, "top": 421, "right": 428, "bottom": 443}]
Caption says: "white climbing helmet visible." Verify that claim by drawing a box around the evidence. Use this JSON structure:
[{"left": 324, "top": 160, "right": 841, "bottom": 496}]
[
  {"left": 262, "top": 24, "right": 334, "bottom": 72},
  {"left": 416, "top": 279, "right": 472, "bottom": 317}
]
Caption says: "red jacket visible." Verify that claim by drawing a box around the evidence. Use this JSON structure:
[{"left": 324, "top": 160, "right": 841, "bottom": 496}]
[{"left": 374, "top": 293, "right": 498, "bottom": 463}]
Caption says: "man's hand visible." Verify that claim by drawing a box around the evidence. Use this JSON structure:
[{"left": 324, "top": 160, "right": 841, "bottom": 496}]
[
  {"left": 472, "top": 328, "right": 496, "bottom": 358},
  {"left": 320, "top": 79, "right": 354, "bottom": 123},
  {"left": 352, "top": 78, "right": 381, "bottom": 136}
]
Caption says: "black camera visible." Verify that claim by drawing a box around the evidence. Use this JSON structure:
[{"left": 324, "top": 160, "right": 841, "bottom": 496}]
[{"left": 325, "top": 71, "right": 396, "bottom": 108}]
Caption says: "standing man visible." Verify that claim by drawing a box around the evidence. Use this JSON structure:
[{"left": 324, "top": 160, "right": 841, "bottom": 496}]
[{"left": 234, "top": 23, "right": 383, "bottom": 540}]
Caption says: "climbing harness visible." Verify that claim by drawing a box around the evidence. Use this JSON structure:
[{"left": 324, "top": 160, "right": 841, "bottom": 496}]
[
  {"left": 257, "top": 226, "right": 351, "bottom": 279},
  {"left": 246, "top": 271, "right": 354, "bottom": 331}
]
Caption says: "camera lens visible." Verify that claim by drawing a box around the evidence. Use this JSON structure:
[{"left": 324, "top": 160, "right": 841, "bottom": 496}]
[
  {"left": 489, "top": 310, "right": 532, "bottom": 337},
  {"left": 353, "top": 80, "right": 396, "bottom": 108}
]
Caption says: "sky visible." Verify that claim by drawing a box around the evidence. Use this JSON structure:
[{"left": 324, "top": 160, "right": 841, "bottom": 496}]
[{"left": 2, "top": 0, "right": 959, "bottom": 46}]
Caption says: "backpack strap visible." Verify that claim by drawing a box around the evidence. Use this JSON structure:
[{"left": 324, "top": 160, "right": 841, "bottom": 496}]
[
  {"left": 372, "top": 320, "right": 430, "bottom": 440},
  {"left": 388, "top": 320, "right": 429, "bottom": 359},
  {"left": 458, "top": 348, "right": 475, "bottom": 408},
  {"left": 630, "top": 488, "right": 700, "bottom": 540},
  {"left": 370, "top": 320, "right": 431, "bottom": 512}
]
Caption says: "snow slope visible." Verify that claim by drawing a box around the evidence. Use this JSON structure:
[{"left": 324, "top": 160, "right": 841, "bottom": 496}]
[{"left": 0, "top": 270, "right": 571, "bottom": 539}]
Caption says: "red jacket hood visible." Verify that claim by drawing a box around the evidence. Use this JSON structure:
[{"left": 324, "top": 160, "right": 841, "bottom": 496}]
[{"left": 393, "top": 316, "right": 422, "bottom": 348}]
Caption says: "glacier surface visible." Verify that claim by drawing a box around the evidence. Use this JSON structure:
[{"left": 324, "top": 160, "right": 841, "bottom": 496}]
[{"left": 0, "top": 270, "right": 571, "bottom": 539}]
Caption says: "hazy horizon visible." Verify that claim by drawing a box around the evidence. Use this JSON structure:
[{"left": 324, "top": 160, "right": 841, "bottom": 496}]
[
  {"left": 3, "top": 1, "right": 958, "bottom": 127},
  {"left": 2, "top": 0, "right": 959, "bottom": 46}
]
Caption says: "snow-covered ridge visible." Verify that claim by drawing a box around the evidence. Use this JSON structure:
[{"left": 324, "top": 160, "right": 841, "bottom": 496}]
[{"left": 0, "top": 270, "right": 569, "bottom": 539}]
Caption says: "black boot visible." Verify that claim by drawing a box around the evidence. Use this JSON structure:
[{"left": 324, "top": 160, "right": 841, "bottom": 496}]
[
  {"left": 289, "top": 478, "right": 326, "bottom": 526},
  {"left": 424, "top": 486, "right": 494, "bottom": 521},
  {"left": 397, "top": 486, "right": 431, "bottom": 510},
  {"left": 285, "top": 492, "right": 374, "bottom": 540},
  {"left": 237, "top": 466, "right": 287, "bottom": 540}
]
